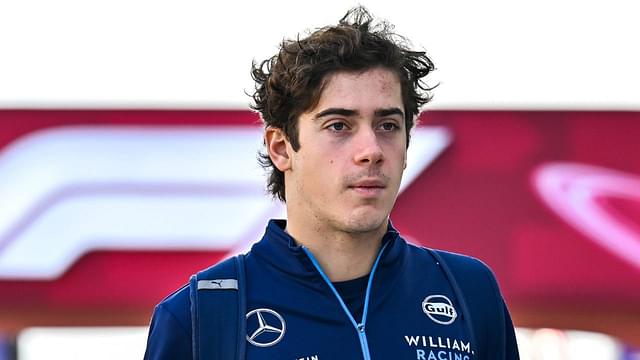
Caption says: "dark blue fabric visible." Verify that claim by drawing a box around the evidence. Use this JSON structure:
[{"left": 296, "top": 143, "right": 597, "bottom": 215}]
[
  {"left": 189, "top": 256, "right": 245, "bottom": 360},
  {"left": 144, "top": 219, "right": 519, "bottom": 360},
  {"left": 332, "top": 273, "right": 369, "bottom": 322},
  {"left": 144, "top": 286, "right": 191, "bottom": 360}
]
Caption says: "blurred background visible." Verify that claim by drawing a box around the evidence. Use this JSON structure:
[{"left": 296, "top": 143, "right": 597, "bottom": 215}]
[{"left": 1, "top": 0, "right": 639, "bottom": 359}]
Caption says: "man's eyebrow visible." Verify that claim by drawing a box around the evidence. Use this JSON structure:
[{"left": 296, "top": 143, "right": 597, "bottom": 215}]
[
  {"left": 314, "top": 108, "right": 358, "bottom": 119},
  {"left": 374, "top": 107, "right": 404, "bottom": 118}
]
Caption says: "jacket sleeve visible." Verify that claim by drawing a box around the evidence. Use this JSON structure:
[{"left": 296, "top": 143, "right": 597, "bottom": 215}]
[
  {"left": 502, "top": 300, "right": 520, "bottom": 360},
  {"left": 143, "top": 303, "right": 192, "bottom": 360}
]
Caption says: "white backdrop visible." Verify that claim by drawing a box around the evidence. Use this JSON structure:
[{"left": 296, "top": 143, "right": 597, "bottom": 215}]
[{"left": 1, "top": 0, "right": 639, "bottom": 109}]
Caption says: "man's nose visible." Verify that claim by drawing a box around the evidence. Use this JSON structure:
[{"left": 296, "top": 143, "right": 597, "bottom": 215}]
[{"left": 353, "top": 127, "right": 383, "bottom": 165}]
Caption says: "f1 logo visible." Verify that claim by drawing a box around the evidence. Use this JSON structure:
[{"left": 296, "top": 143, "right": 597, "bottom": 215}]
[{"left": 0, "top": 125, "right": 450, "bottom": 279}]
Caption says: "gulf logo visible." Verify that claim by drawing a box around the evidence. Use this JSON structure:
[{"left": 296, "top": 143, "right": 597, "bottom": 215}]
[{"left": 422, "top": 294, "right": 458, "bottom": 325}]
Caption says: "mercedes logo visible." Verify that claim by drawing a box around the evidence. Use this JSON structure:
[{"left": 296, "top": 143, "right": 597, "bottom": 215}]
[{"left": 245, "top": 308, "right": 286, "bottom": 347}]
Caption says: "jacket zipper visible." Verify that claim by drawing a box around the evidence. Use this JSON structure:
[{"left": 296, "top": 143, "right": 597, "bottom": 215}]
[{"left": 302, "top": 240, "right": 390, "bottom": 360}]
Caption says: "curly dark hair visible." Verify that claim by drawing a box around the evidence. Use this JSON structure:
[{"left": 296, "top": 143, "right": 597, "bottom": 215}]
[{"left": 251, "top": 6, "right": 435, "bottom": 202}]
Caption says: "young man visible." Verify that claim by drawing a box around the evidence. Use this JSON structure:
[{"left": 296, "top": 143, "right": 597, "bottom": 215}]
[{"left": 144, "top": 7, "right": 519, "bottom": 360}]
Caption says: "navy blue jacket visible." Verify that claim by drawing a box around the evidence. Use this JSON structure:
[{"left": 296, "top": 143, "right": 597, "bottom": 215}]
[{"left": 144, "top": 220, "right": 519, "bottom": 359}]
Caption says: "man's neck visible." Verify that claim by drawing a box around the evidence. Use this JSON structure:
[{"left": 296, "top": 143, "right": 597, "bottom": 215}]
[{"left": 285, "top": 218, "right": 387, "bottom": 282}]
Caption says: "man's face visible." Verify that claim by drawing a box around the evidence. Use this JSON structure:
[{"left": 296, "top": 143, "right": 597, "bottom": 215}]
[{"left": 284, "top": 67, "right": 407, "bottom": 235}]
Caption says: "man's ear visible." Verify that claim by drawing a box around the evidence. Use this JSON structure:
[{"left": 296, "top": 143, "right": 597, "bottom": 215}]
[{"left": 265, "top": 127, "right": 292, "bottom": 171}]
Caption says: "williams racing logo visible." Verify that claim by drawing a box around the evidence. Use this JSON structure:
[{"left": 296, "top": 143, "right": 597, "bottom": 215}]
[{"left": 422, "top": 295, "right": 457, "bottom": 325}]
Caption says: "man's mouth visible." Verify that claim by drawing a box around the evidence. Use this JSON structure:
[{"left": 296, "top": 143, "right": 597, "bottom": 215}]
[{"left": 348, "top": 179, "right": 387, "bottom": 196}]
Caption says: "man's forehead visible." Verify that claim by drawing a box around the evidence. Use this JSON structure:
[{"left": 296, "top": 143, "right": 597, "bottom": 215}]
[{"left": 312, "top": 68, "right": 404, "bottom": 113}]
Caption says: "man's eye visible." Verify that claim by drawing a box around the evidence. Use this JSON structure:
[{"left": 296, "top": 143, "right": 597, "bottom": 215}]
[
  {"left": 329, "top": 122, "right": 346, "bottom": 131},
  {"left": 381, "top": 122, "right": 399, "bottom": 131}
]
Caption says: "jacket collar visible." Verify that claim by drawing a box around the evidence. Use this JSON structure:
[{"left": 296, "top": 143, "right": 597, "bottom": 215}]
[{"left": 250, "top": 219, "right": 406, "bottom": 283}]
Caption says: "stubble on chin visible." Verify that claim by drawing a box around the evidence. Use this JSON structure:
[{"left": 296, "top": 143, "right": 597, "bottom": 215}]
[{"left": 330, "top": 209, "right": 389, "bottom": 236}]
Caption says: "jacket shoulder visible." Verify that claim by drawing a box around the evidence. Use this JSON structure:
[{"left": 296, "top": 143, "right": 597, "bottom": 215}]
[
  {"left": 407, "top": 243, "right": 492, "bottom": 271},
  {"left": 154, "top": 283, "right": 192, "bottom": 334},
  {"left": 430, "top": 248, "right": 493, "bottom": 272},
  {"left": 150, "top": 255, "right": 241, "bottom": 335},
  {"left": 432, "top": 248, "right": 499, "bottom": 288},
  {"left": 144, "top": 256, "right": 241, "bottom": 360},
  {"left": 144, "top": 285, "right": 192, "bottom": 360},
  {"left": 407, "top": 244, "right": 501, "bottom": 294},
  {"left": 194, "top": 255, "right": 240, "bottom": 280}
]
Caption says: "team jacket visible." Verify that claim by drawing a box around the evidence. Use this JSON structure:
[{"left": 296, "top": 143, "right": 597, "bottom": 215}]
[{"left": 144, "top": 219, "right": 519, "bottom": 359}]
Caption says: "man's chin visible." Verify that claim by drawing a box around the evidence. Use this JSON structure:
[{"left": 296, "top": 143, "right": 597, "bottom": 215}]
[{"left": 340, "top": 211, "right": 389, "bottom": 235}]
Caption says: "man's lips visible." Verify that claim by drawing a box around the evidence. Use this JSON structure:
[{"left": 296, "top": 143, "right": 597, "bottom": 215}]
[
  {"left": 348, "top": 178, "right": 386, "bottom": 188},
  {"left": 348, "top": 179, "right": 387, "bottom": 196}
]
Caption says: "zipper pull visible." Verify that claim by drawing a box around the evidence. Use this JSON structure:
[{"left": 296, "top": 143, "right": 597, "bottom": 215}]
[{"left": 357, "top": 323, "right": 365, "bottom": 333}]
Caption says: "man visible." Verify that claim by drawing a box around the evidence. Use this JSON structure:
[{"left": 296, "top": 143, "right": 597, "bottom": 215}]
[{"left": 144, "top": 7, "right": 519, "bottom": 360}]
